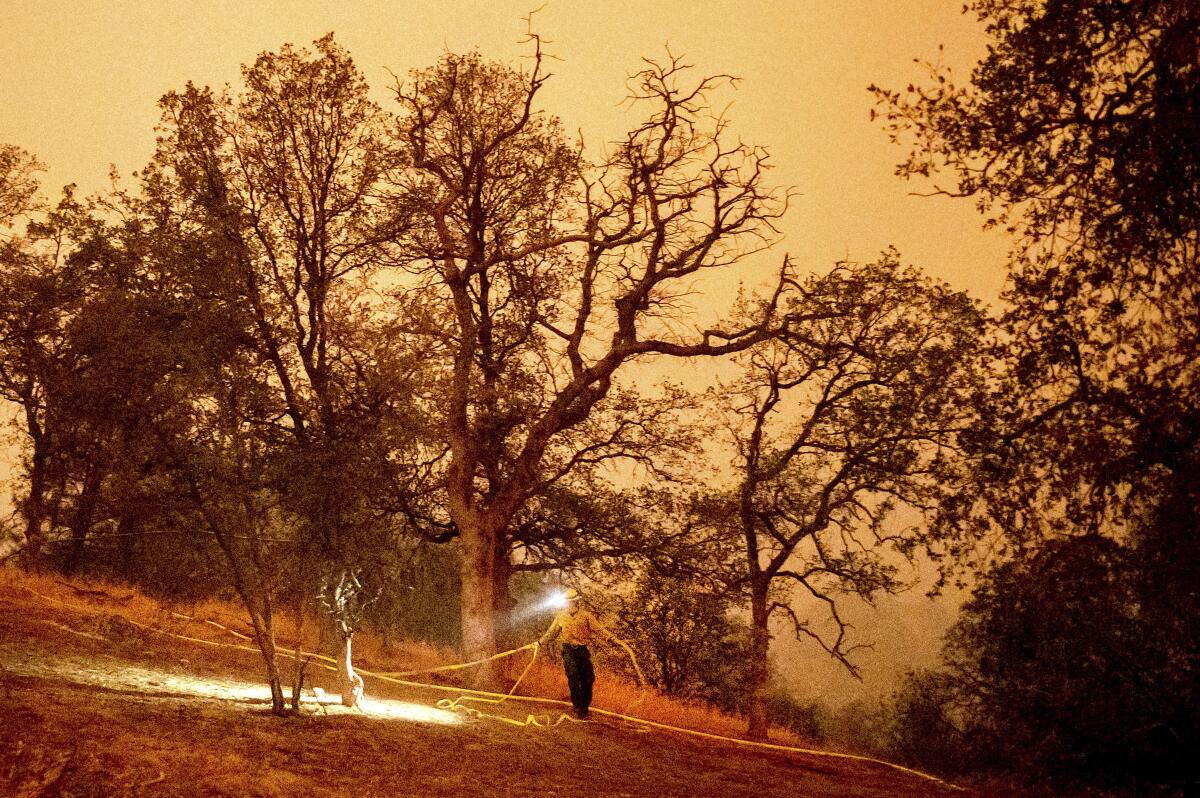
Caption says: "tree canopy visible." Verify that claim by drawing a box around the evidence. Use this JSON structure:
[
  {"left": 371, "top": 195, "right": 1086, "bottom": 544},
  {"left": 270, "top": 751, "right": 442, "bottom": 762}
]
[
  {"left": 873, "top": 2, "right": 1200, "bottom": 790},
  {"left": 874, "top": 0, "right": 1200, "bottom": 555}
]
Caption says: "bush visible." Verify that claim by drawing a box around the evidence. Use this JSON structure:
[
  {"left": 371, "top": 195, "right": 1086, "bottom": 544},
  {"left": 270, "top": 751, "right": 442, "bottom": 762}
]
[
  {"left": 611, "top": 571, "right": 752, "bottom": 712},
  {"left": 883, "top": 533, "right": 1200, "bottom": 794}
]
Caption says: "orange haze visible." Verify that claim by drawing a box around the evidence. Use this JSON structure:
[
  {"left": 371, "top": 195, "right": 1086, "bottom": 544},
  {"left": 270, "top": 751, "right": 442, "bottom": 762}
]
[{"left": 0, "top": 0, "right": 1005, "bottom": 706}]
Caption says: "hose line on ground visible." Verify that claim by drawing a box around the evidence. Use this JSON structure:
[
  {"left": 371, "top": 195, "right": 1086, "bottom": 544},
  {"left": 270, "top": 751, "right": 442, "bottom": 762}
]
[{"left": 31, "top": 590, "right": 963, "bottom": 792}]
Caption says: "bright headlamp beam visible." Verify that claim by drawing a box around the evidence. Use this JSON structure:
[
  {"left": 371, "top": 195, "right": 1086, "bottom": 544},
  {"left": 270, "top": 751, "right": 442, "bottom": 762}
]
[{"left": 543, "top": 590, "right": 569, "bottom": 610}]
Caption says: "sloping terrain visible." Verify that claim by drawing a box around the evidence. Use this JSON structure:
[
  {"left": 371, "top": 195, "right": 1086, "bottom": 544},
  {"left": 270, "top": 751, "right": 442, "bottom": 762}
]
[{"left": 0, "top": 573, "right": 966, "bottom": 797}]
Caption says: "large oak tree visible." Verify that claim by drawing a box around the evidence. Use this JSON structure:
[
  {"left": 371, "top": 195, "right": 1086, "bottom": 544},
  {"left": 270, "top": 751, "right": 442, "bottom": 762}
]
[{"left": 387, "top": 41, "right": 794, "bottom": 662}]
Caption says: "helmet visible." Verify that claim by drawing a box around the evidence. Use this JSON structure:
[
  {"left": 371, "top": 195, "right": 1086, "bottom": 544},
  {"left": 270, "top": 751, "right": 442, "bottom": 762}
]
[{"left": 563, "top": 587, "right": 580, "bottom": 602}]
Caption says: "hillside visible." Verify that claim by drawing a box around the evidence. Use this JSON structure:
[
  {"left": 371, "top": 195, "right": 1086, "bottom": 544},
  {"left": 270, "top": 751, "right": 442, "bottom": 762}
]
[{"left": 0, "top": 570, "right": 965, "bottom": 798}]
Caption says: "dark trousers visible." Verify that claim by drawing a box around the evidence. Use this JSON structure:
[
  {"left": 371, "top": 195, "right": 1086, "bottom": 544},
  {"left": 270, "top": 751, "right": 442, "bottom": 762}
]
[{"left": 561, "top": 643, "right": 594, "bottom": 716}]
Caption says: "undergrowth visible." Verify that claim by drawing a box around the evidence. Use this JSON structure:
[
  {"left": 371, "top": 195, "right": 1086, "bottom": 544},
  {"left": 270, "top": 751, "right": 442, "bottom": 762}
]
[{"left": 1, "top": 566, "right": 804, "bottom": 744}]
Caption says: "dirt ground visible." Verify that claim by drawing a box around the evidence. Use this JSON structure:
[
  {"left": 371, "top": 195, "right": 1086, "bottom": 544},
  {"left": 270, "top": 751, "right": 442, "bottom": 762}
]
[{"left": 0, "top": 581, "right": 968, "bottom": 798}]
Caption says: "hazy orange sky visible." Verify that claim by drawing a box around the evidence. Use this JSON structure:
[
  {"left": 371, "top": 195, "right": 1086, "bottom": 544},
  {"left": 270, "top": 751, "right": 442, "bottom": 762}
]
[
  {"left": 1, "top": 0, "right": 1006, "bottom": 704},
  {"left": 1, "top": 0, "right": 1008, "bottom": 297}
]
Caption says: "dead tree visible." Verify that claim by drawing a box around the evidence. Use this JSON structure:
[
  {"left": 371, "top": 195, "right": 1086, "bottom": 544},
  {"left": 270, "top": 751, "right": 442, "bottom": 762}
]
[{"left": 318, "top": 569, "right": 377, "bottom": 708}]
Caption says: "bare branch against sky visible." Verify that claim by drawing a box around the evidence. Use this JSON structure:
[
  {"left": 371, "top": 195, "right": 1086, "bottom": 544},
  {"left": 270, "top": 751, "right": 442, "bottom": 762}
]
[
  {"left": 0, "top": 0, "right": 1006, "bottom": 705},
  {"left": 0, "top": 1, "right": 1008, "bottom": 299}
]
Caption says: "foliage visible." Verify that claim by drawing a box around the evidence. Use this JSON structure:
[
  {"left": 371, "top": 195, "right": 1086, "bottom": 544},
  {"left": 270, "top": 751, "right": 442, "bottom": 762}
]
[
  {"left": 762, "top": 691, "right": 829, "bottom": 743},
  {"left": 872, "top": 6, "right": 1200, "bottom": 786},
  {"left": 874, "top": 1, "right": 1198, "bottom": 258},
  {"left": 611, "top": 570, "right": 752, "bottom": 712},
  {"left": 873, "top": 0, "right": 1200, "bottom": 561},
  {"left": 356, "top": 541, "right": 462, "bottom": 649},
  {"left": 885, "top": 533, "right": 1199, "bottom": 792},
  {"left": 149, "top": 32, "right": 417, "bottom": 566},
  {"left": 886, "top": 670, "right": 988, "bottom": 779}
]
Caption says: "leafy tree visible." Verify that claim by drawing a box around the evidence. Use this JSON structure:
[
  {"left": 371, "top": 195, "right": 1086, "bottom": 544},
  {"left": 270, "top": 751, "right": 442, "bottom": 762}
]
[
  {"left": 1, "top": 175, "right": 304, "bottom": 711},
  {"left": 872, "top": 0, "right": 1200, "bottom": 561},
  {"left": 888, "top": 534, "right": 1199, "bottom": 791},
  {"left": 713, "top": 254, "right": 982, "bottom": 738},
  {"left": 147, "top": 35, "right": 422, "bottom": 709},
  {"left": 872, "top": 6, "right": 1200, "bottom": 785},
  {"left": 0, "top": 148, "right": 237, "bottom": 600},
  {"left": 363, "top": 539, "right": 462, "bottom": 649},
  {"left": 0, "top": 38, "right": 420, "bottom": 713},
  {"left": 763, "top": 691, "right": 828, "bottom": 743},
  {"left": 41, "top": 209, "right": 186, "bottom": 575},
  {"left": 158, "top": 339, "right": 296, "bottom": 715},
  {"left": 951, "top": 537, "right": 1148, "bottom": 784},
  {"left": 79, "top": 185, "right": 303, "bottom": 711},
  {"left": 0, "top": 147, "right": 67, "bottom": 562},
  {"left": 388, "top": 38, "right": 793, "bottom": 664},
  {"left": 0, "top": 170, "right": 158, "bottom": 572},
  {"left": 0, "top": 227, "right": 64, "bottom": 563},
  {"left": 611, "top": 570, "right": 751, "bottom": 711},
  {"left": 886, "top": 669, "right": 984, "bottom": 780}
]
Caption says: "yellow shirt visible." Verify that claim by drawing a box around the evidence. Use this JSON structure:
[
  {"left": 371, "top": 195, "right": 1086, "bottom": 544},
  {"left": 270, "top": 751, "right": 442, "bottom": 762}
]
[{"left": 543, "top": 607, "right": 614, "bottom": 647}]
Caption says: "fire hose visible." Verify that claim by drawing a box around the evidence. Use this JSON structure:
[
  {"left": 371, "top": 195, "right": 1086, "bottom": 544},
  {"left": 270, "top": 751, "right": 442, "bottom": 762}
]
[{"left": 31, "top": 590, "right": 962, "bottom": 791}]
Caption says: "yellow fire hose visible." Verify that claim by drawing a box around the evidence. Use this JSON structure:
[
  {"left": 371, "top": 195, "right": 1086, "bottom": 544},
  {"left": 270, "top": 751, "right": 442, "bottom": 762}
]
[{"left": 31, "top": 590, "right": 963, "bottom": 792}]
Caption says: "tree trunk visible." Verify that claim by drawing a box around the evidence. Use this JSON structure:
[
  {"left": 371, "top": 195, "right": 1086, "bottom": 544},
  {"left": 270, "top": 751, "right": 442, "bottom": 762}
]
[
  {"left": 64, "top": 462, "right": 105, "bottom": 575},
  {"left": 492, "top": 536, "right": 516, "bottom": 650},
  {"left": 338, "top": 632, "right": 363, "bottom": 708},
  {"left": 245, "top": 597, "right": 286, "bottom": 716},
  {"left": 172, "top": 449, "right": 287, "bottom": 715},
  {"left": 458, "top": 519, "right": 498, "bottom": 682},
  {"left": 746, "top": 579, "right": 772, "bottom": 740},
  {"left": 117, "top": 510, "right": 139, "bottom": 582},
  {"left": 290, "top": 591, "right": 306, "bottom": 712},
  {"left": 20, "top": 420, "right": 50, "bottom": 562}
]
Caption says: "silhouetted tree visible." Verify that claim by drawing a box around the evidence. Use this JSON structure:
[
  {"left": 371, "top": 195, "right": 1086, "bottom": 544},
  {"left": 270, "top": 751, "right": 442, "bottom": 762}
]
[
  {"left": 872, "top": 0, "right": 1200, "bottom": 564},
  {"left": 716, "top": 254, "right": 982, "bottom": 738},
  {"left": 889, "top": 533, "right": 1199, "bottom": 791},
  {"left": 872, "top": 7, "right": 1200, "bottom": 784},
  {"left": 148, "top": 35, "right": 421, "bottom": 709},
  {"left": 0, "top": 147, "right": 65, "bottom": 562},
  {"left": 387, "top": 37, "right": 794, "bottom": 664},
  {"left": 0, "top": 166, "right": 167, "bottom": 572}
]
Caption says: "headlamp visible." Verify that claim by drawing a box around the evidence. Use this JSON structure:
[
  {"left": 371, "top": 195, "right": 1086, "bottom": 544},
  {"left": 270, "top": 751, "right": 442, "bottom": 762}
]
[{"left": 543, "top": 590, "right": 570, "bottom": 610}]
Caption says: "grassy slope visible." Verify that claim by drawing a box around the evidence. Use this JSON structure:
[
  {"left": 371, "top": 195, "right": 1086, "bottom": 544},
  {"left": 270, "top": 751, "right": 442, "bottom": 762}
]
[{"left": 0, "top": 569, "right": 964, "bottom": 798}]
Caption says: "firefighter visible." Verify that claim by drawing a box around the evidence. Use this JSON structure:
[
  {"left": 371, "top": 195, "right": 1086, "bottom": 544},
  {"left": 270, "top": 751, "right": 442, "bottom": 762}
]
[{"left": 538, "top": 587, "right": 625, "bottom": 719}]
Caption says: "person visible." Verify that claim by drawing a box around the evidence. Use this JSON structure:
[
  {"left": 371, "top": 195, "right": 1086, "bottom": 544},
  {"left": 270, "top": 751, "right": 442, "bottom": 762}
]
[{"left": 538, "top": 587, "right": 624, "bottom": 719}]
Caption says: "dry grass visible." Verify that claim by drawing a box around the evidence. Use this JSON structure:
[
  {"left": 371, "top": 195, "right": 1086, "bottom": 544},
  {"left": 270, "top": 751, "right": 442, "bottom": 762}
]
[
  {"left": 1, "top": 565, "right": 965, "bottom": 797},
  {"left": 1, "top": 567, "right": 802, "bottom": 744},
  {"left": 508, "top": 653, "right": 805, "bottom": 743}
]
